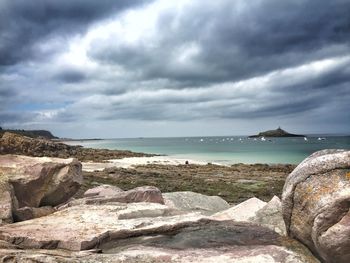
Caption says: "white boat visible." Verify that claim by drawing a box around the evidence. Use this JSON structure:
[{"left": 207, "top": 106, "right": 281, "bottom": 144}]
[
  {"left": 261, "top": 137, "right": 266, "bottom": 141},
  {"left": 317, "top": 137, "right": 326, "bottom": 141},
  {"left": 304, "top": 137, "right": 308, "bottom": 141}
]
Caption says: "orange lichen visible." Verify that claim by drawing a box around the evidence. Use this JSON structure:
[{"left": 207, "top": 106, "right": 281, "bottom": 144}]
[{"left": 346, "top": 172, "right": 350, "bottom": 180}]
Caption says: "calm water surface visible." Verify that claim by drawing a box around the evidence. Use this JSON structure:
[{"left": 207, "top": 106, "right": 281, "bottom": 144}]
[{"left": 67, "top": 136, "right": 350, "bottom": 164}]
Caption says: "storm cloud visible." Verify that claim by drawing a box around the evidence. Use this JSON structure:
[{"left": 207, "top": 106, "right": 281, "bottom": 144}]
[
  {"left": 0, "top": 0, "right": 147, "bottom": 65},
  {"left": 0, "top": 0, "right": 349, "bottom": 138}
]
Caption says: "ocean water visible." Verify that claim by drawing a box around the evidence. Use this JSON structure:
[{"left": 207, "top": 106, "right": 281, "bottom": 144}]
[{"left": 67, "top": 136, "right": 350, "bottom": 164}]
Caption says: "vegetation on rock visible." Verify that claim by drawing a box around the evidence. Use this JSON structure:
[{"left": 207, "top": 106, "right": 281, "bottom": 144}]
[{"left": 0, "top": 132, "right": 153, "bottom": 162}]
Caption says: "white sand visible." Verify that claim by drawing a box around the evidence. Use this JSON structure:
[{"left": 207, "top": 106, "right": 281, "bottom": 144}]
[{"left": 82, "top": 156, "right": 211, "bottom": 172}]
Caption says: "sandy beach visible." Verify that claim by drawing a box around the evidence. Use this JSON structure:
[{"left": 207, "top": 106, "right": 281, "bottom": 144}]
[{"left": 81, "top": 156, "right": 215, "bottom": 171}]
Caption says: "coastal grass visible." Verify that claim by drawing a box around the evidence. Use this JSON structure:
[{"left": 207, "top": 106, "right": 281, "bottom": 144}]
[{"left": 78, "top": 163, "right": 294, "bottom": 204}]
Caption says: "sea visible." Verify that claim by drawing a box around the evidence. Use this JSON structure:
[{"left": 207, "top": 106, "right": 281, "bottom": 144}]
[{"left": 66, "top": 135, "right": 350, "bottom": 165}]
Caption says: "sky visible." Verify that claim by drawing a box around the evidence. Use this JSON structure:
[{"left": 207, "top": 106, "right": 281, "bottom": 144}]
[{"left": 0, "top": 0, "right": 349, "bottom": 138}]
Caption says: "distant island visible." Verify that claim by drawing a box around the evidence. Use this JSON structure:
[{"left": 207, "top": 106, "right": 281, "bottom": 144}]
[{"left": 249, "top": 127, "right": 305, "bottom": 138}]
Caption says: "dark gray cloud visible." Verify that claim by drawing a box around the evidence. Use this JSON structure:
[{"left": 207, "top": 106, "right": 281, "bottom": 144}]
[
  {"left": 54, "top": 68, "right": 87, "bottom": 83},
  {"left": 89, "top": 0, "right": 350, "bottom": 86},
  {"left": 0, "top": 0, "right": 349, "bottom": 136},
  {"left": 0, "top": 111, "right": 38, "bottom": 124},
  {"left": 0, "top": 0, "right": 148, "bottom": 65},
  {"left": 0, "top": 86, "right": 16, "bottom": 97}
]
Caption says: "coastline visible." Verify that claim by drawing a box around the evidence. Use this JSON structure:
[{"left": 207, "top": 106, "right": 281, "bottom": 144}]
[
  {"left": 61, "top": 135, "right": 350, "bottom": 165},
  {"left": 1, "top": 131, "right": 296, "bottom": 204}
]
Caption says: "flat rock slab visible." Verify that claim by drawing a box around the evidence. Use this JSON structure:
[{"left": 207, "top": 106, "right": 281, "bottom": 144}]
[
  {"left": 0, "top": 221, "right": 319, "bottom": 262},
  {"left": 163, "top": 191, "right": 230, "bottom": 215},
  {"left": 61, "top": 186, "right": 164, "bottom": 209},
  {"left": 0, "top": 202, "right": 205, "bottom": 251}
]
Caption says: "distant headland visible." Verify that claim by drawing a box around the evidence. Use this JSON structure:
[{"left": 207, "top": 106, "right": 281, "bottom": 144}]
[
  {"left": 0, "top": 127, "right": 58, "bottom": 140},
  {"left": 249, "top": 127, "right": 305, "bottom": 138}
]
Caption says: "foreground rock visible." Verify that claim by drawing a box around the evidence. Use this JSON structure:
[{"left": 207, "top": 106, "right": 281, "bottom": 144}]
[
  {"left": 0, "top": 155, "right": 82, "bottom": 223},
  {"left": 163, "top": 191, "right": 230, "bottom": 215},
  {"left": 0, "top": 201, "right": 319, "bottom": 262},
  {"left": 282, "top": 149, "right": 350, "bottom": 263}
]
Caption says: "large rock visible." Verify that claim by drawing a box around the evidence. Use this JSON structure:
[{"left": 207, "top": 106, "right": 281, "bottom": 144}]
[
  {"left": 0, "top": 200, "right": 319, "bottom": 262},
  {"left": 0, "top": 155, "right": 82, "bottom": 223},
  {"left": 282, "top": 149, "right": 350, "bottom": 263},
  {"left": 212, "top": 197, "right": 267, "bottom": 221},
  {"left": 163, "top": 191, "right": 230, "bottom": 215}
]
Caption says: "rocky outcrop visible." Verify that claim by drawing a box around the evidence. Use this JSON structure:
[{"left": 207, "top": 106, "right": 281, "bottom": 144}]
[
  {"left": 0, "top": 128, "right": 58, "bottom": 139},
  {"left": 0, "top": 132, "right": 153, "bottom": 161},
  {"left": 0, "top": 155, "right": 82, "bottom": 223},
  {"left": 282, "top": 149, "right": 350, "bottom": 263},
  {"left": 163, "top": 191, "right": 230, "bottom": 215},
  {"left": 0, "top": 150, "right": 331, "bottom": 262}
]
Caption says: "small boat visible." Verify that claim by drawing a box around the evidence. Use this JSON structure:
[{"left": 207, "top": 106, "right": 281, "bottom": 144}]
[
  {"left": 261, "top": 137, "right": 266, "bottom": 141},
  {"left": 304, "top": 137, "right": 308, "bottom": 141},
  {"left": 318, "top": 137, "right": 326, "bottom": 141}
]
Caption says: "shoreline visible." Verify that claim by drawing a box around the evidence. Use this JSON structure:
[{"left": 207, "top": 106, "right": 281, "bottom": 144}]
[
  {"left": 81, "top": 155, "right": 296, "bottom": 172},
  {"left": 81, "top": 156, "right": 214, "bottom": 171},
  {"left": 60, "top": 135, "right": 350, "bottom": 165}
]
